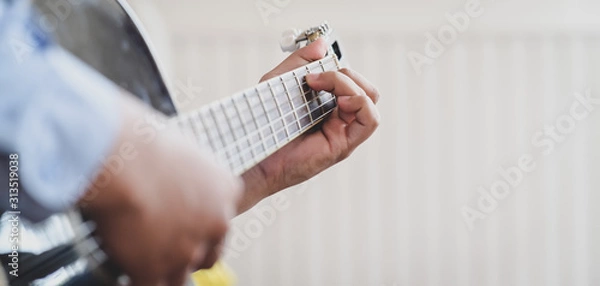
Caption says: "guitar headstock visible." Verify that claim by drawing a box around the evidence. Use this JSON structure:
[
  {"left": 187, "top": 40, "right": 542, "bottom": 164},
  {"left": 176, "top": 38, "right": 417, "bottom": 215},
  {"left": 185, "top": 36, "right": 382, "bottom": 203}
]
[{"left": 280, "top": 22, "right": 345, "bottom": 63}]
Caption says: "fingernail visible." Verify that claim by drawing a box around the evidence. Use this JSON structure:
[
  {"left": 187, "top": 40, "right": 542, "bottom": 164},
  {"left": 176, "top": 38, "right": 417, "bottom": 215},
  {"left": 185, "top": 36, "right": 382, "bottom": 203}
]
[{"left": 306, "top": 73, "right": 320, "bottom": 82}]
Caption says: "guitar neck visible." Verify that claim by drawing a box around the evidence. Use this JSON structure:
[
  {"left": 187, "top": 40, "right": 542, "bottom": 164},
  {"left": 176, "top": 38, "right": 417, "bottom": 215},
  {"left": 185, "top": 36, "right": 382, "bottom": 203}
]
[{"left": 174, "top": 54, "right": 341, "bottom": 175}]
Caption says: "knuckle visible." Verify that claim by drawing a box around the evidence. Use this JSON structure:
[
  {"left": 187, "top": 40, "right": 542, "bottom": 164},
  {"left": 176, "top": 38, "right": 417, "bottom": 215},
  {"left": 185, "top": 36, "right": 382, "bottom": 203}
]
[
  {"left": 357, "top": 94, "right": 370, "bottom": 104},
  {"left": 337, "top": 147, "right": 352, "bottom": 162},
  {"left": 356, "top": 89, "right": 368, "bottom": 98},
  {"left": 330, "top": 71, "right": 345, "bottom": 81}
]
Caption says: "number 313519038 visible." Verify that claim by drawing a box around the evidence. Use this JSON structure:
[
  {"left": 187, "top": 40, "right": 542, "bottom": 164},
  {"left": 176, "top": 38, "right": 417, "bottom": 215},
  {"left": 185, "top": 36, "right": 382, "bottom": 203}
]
[{"left": 9, "top": 154, "right": 19, "bottom": 202}]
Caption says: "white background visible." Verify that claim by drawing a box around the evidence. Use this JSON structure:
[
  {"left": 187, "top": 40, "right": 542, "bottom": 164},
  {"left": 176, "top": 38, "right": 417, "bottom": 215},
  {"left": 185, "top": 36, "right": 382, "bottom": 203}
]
[{"left": 128, "top": 1, "right": 600, "bottom": 285}]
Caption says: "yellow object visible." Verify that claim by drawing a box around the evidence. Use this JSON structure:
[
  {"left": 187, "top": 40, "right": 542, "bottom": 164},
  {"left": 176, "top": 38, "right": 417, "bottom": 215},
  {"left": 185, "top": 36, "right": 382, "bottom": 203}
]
[{"left": 191, "top": 261, "right": 237, "bottom": 286}]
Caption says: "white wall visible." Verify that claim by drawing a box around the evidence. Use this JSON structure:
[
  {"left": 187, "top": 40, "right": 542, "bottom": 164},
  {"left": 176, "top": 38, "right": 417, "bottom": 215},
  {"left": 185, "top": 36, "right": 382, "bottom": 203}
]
[{"left": 128, "top": 1, "right": 600, "bottom": 285}]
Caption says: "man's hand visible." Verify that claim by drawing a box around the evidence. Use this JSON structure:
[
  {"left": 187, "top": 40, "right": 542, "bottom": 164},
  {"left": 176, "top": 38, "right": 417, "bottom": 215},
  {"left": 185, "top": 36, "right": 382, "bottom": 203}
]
[
  {"left": 238, "top": 38, "right": 380, "bottom": 213},
  {"left": 79, "top": 96, "right": 242, "bottom": 286}
]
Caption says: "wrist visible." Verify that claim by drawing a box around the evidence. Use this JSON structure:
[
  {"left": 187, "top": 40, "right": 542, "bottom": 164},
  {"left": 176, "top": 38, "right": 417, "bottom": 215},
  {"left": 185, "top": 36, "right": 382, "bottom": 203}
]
[{"left": 238, "top": 164, "right": 282, "bottom": 214}]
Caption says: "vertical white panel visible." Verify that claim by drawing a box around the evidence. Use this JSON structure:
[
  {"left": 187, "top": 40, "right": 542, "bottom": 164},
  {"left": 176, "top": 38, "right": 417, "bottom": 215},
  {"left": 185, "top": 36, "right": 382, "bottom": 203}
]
[
  {"left": 510, "top": 39, "right": 531, "bottom": 286},
  {"left": 482, "top": 38, "right": 500, "bottom": 286},
  {"left": 586, "top": 37, "right": 600, "bottom": 286},
  {"left": 465, "top": 38, "right": 488, "bottom": 286},
  {"left": 363, "top": 38, "right": 383, "bottom": 286},
  {"left": 335, "top": 153, "right": 353, "bottom": 286},
  {"left": 570, "top": 36, "right": 590, "bottom": 286},
  {"left": 422, "top": 52, "right": 441, "bottom": 286},
  {"left": 391, "top": 39, "right": 410, "bottom": 286},
  {"left": 541, "top": 35, "right": 561, "bottom": 286},
  {"left": 452, "top": 41, "right": 472, "bottom": 286}
]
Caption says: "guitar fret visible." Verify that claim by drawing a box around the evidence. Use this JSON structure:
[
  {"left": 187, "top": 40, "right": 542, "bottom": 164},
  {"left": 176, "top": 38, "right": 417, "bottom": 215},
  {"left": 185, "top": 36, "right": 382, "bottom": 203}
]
[
  {"left": 309, "top": 94, "right": 324, "bottom": 120},
  {"left": 220, "top": 101, "right": 243, "bottom": 169},
  {"left": 198, "top": 109, "right": 219, "bottom": 152},
  {"left": 268, "top": 81, "right": 289, "bottom": 114},
  {"left": 291, "top": 72, "right": 311, "bottom": 130},
  {"left": 244, "top": 92, "right": 268, "bottom": 157},
  {"left": 262, "top": 84, "right": 277, "bottom": 117},
  {"left": 317, "top": 60, "right": 327, "bottom": 117},
  {"left": 232, "top": 96, "right": 256, "bottom": 166},
  {"left": 318, "top": 59, "right": 326, "bottom": 72},
  {"left": 269, "top": 81, "right": 290, "bottom": 141},
  {"left": 282, "top": 75, "right": 302, "bottom": 134},
  {"left": 238, "top": 96, "right": 257, "bottom": 134},
  {"left": 216, "top": 105, "right": 235, "bottom": 146},
  {"left": 304, "top": 66, "right": 316, "bottom": 124},
  {"left": 227, "top": 102, "right": 246, "bottom": 143},
  {"left": 209, "top": 106, "right": 230, "bottom": 161},
  {"left": 239, "top": 95, "right": 253, "bottom": 135},
  {"left": 250, "top": 92, "right": 268, "bottom": 127},
  {"left": 256, "top": 87, "right": 279, "bottom": 149}
]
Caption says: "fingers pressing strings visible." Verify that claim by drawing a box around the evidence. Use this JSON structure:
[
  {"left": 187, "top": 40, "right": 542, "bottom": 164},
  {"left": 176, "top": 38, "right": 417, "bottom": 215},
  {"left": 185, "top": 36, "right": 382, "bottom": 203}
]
[{"left": 306, "top": 71, "right": 380, "bottom": 146}]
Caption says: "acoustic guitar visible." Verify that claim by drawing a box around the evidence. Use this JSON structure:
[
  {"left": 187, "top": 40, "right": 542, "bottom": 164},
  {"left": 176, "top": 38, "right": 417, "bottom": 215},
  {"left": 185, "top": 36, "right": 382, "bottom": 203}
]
[{"left": 0, "top": 1, "right": 345, "bottom": 285}]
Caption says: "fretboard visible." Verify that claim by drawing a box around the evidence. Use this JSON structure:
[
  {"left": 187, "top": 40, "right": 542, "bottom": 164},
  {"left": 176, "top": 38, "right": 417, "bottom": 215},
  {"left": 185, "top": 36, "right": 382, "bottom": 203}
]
[{"left": 174, "top": 54, "right": 341, "bottom": 175}]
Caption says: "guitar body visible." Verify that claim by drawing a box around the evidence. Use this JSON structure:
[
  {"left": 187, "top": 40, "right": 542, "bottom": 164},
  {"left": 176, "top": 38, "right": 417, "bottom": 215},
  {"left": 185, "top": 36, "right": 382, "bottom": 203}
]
[
  {"left": 35, "top": 0, "right": 178, "bottom": 116},
  {"left": 1, "top": 1, "right": 344, "bottom": 285}
]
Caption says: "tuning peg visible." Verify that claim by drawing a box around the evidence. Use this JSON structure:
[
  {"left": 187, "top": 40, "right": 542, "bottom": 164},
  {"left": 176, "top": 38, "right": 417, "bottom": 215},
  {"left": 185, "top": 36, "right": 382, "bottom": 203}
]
[
  {"left": 280, "top": 36, "right": 299, "bottom": 52},
  {"left": 280, "top": 28, "right": 302, "bottom": 52}
]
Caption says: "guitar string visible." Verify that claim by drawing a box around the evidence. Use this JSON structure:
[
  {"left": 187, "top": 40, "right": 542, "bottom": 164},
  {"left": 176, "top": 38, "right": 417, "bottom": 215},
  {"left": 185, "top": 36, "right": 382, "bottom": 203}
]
[
  {"left": 181, "top": 79, "right": 325, "bottom": 152},
  {"left": 178, "top": 57, "right": 337, "bottom": 168},
  {"left": 197, "top": 88, "right": 334, "bottom": 169},
  {"left": 223, "top": 96, "right": 336, "bottom": 171},
  {"left": 209, "top": 56, "right": 336, "bottom": 137},
  {"left": 183, "top": 55, "right": 335, "bottom": 133},
  {"left": 183, "top": 59, "right": 336, "bottom": 152},
  {"left": 230, "top": 103, "right": 336, "bottom": 174},
  {"left": 228, "top": 97, "right": 337, "bottom": 174},
  {"left": 178, "top": 95, "right": 331, "bottom": 174},
  {"left": 205, "top": 85, "right": 333, "bottom": 159},
  {"left": 200, "top": 66, "right": 336, "bottom": 170},
  {"left": 229, "top": 81, "right": 330, "bottom": 142}
]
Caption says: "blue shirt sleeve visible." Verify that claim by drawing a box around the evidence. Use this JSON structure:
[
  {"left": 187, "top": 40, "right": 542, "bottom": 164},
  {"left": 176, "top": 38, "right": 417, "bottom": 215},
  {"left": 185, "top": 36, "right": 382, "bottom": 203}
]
[{"left": 0, "top": 0, "right": 121, "bottom": 222}]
